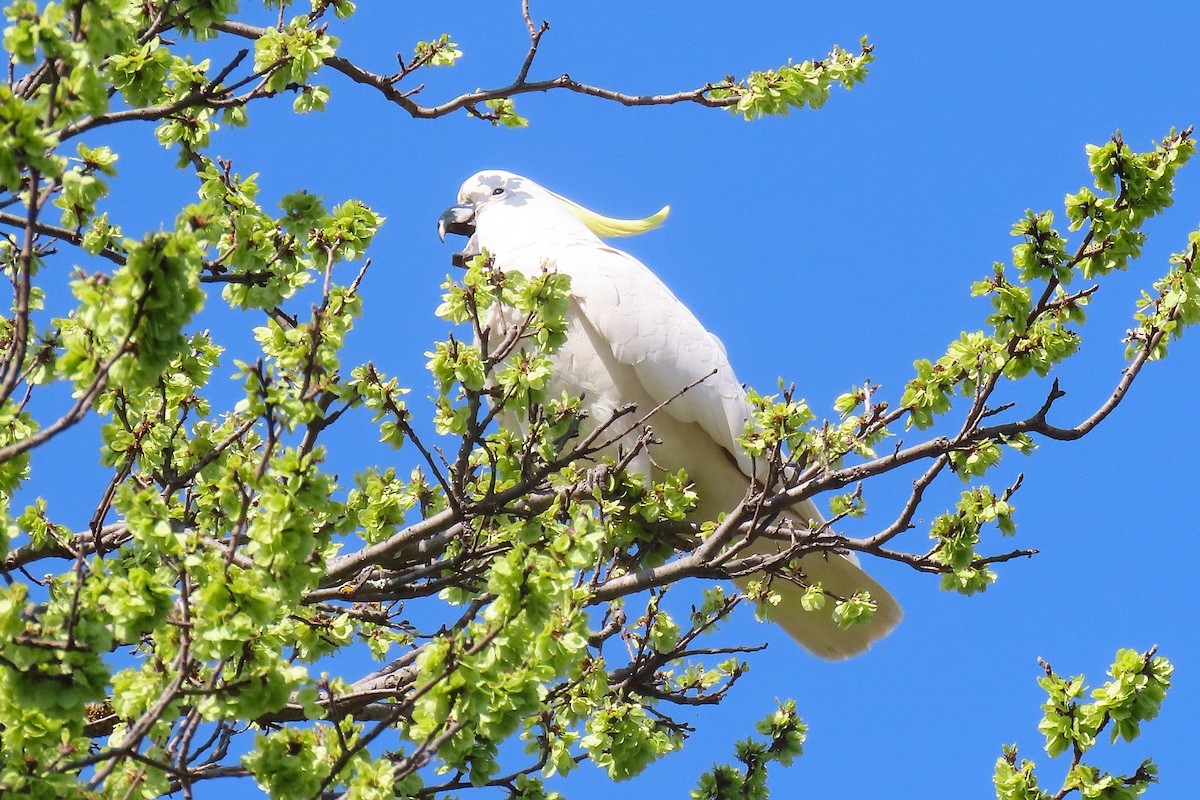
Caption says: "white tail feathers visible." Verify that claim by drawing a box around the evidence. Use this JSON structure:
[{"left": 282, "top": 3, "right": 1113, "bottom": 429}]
[{"left": 732, "top": 537, "right": 902, "bottom": 660}]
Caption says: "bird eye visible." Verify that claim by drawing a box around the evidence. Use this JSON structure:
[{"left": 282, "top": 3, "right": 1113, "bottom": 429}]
[{"left": 491, "top": 187, "right": 505, "bottom": 196}]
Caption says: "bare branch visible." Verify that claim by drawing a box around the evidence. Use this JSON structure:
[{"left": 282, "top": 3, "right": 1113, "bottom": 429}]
[
  {"left": 211, "top": 19, "right": 737, "bottom": 121},
  {"left": 0, "top": 209, "right": 127, "bottom": 265}
]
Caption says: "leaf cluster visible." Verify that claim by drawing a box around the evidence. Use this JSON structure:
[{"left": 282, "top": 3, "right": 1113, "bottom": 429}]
[
  {"left": 995, "top": 648, "right": 1171, "bottom": 800},
  {"left": 710, "top": 38, "right": 874, "bottom": 120}
]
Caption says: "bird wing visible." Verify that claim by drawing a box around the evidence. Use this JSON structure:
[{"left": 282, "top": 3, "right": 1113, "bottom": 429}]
[
  {"left": 546, "top": 241, "right": 901, "bottom": 659},
  {"left": 553, "top": 242, "right": 752, "bottom": 468}
]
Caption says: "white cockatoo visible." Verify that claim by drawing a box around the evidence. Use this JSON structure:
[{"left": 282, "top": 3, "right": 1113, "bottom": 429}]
[{"left": 438, "top": 170, "right": 900, "bottom": 659}]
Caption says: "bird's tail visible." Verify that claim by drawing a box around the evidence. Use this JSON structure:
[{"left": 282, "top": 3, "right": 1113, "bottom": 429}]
[{"left": 732, "top": 535, "right": 902, "bottom": 660}]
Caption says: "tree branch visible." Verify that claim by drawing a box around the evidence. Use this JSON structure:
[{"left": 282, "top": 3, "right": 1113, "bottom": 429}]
[{"left": 210, "top": 19, "right": 736, "bottom": 121}]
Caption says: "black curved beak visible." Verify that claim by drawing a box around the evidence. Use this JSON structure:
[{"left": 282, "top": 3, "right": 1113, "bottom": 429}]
[{"left": 437, "top": 203, "right": 476, "bottom": 242}]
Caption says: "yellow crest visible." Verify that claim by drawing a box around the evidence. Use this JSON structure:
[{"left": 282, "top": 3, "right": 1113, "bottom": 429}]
[{"left": 547, "top": 190, "right": 670, "bottom": 237}]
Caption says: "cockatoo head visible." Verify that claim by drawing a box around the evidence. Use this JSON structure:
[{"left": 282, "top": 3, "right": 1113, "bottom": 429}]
[{"left": 438, "top": 170, "right": 668, "bottom": 259}]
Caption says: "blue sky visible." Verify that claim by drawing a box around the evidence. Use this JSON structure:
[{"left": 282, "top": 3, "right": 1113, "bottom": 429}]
[{"left": 25, "top": 1, "right": 1200, "bottom": 797}]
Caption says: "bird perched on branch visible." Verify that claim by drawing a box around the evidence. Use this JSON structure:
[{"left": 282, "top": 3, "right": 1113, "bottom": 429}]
[{"left": 438, "top": 170, "right": 900, "bottom": 659}]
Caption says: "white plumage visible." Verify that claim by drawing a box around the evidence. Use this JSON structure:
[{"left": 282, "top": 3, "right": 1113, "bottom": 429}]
[{"left": 439, "top": 170, "right": 900, "bottom": 658}]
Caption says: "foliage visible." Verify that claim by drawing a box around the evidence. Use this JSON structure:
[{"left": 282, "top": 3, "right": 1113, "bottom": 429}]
[
  {"left": 0, "top": 2, "right": 1186, "bottom": 798},
  {"left": 709, "top": 37, "right": 874, "bottom": 120},
  {"left": 994, "top": 648, "right": 1171, "bottom": 800},
  {"left": 692, "top": 700, "right": 806, "bottom": 800}
]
